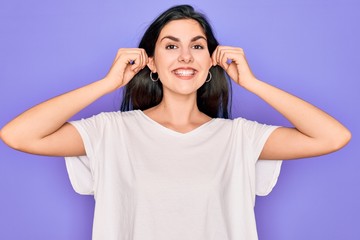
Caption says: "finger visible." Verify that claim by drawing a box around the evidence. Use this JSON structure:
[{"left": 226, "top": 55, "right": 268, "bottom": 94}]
[
  {"left": 136, "top": 49, "right": 147, "bottom": 71},
  {"left": 115, "top": 48, "right": 124, "bottom": 61},
  {"left": 130, "top": 52, "right": 142, "bottom": 72},
  {"left": 216, "top": 46, "right": 222, "bottom": 65},
  {"left": 211, "top": 47, "right": 218, "bottom": 66},
  {"left": 133, "top": 53, "right": 141, "bottom": 72},
  {"left": 144, "top": 50, "right": 149, "bottom": 68},
  {"left": 111, "top": 49, "right": 124, "bottom": 68},
  {"left": 222, "top": 48, "right": 245, "bottom": 64},
  {"left": 140, "top": 49, "right": 146, "bottom": 70},
  {"left": 217, "top": 47, "right": 229, "bottom": 70},
  {"left": 219, "top": 49, "right": 228, "bottom": 70},
  {"left": 131, "top": 60, "right": 140, "bottom": 72},
  {"left": 140, "top": 49, "right": 146, "bottom": 69},
  {"left": 136, "top": 49, "right": 149, "bottom": 71},
  {"left": 216, "top": 46, "right": 231, "bottom": 66}
]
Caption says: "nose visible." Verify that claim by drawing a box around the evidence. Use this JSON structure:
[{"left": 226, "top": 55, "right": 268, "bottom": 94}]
[{"left": 178, "top": 47, "right": 193, "bottom": 63}]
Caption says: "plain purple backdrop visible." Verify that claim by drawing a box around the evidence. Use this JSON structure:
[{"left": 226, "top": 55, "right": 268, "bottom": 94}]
[{"left": 1, "top": 0, "right": 359, "bottom": 239}]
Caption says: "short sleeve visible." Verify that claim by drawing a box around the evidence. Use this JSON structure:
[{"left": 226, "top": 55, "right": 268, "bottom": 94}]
[
  {"left": 236, "top": 118, "right": 283, "bottom": 197},
  {"left": 64, "top": 113, "right": 108, "bottom": 195}
]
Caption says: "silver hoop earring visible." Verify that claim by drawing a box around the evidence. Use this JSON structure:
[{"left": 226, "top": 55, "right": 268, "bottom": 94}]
[
  {"left": 205, "top": 72, "right": 212, "bottom": 82},
  {"left": 150, "top": 72, "right": 159, "bottom": 82}
]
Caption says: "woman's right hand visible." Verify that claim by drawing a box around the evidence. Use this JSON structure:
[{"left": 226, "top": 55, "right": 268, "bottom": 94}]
[
  {"left": 0, "top": 48, "right": 148, "bottom": 156},
  {"left": 104, "top": 48, "right": 149, "bottom": 90}
]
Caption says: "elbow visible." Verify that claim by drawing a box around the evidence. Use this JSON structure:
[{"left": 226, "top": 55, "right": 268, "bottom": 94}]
[
  {"left": 0, "top": 126, "right": 13, "bottom": 147},
  {"left": 328, "top": 128, "right": 352, "bottom": 153},
  {"left": 341, "top": 128, "right": 352, "bottom": 148},
  {"left": 0, "top": 126, "right": 23, "bottom": 151}
]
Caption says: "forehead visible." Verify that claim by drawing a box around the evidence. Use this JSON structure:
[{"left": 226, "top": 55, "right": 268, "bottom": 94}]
[{"left": 158, "top": 19, "right": 206, "bottom": 39}]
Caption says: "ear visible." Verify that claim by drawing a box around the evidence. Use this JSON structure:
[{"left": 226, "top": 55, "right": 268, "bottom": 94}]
[{"left": 147, "top": 57, "right": 157, "bottom": 73}]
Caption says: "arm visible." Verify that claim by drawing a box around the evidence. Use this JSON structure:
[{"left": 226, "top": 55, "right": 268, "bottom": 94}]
[
  {"left": 0, "top": 48, "right": 148, "bottom": 156},
  {"left": 246, "top": 79, "right": 351, "bottom": 160},
  {"left": 212, "top": 46, "right": 351, "bottom": 160}
]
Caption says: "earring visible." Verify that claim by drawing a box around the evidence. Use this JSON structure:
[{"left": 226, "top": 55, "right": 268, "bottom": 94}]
[
  {"left": 205, "top": 72, "right": 212, "bottom": 82},
  {"left": 150, "top": 71, "right": 159, "bottom": 82}
]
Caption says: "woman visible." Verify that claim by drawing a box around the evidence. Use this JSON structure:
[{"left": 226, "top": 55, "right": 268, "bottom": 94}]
[{"left": 0, "top": 4, "right": 351, "bottom": 240}]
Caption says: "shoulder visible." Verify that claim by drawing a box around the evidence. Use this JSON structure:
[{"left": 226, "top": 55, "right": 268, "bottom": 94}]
[
  {"left": 89, "top": 110, "right": 141, "bottom": 121},
  {"left": 210, "top": 117, "right": 247, "bottom": 129},
  {"left": 231, "top": 117, "right": 270, "bottom": 129},
  {"left": 214, "top": 116, "right": 252, "bottom": 127},
  {"left": 219, "top": 117, "right": 278, "bottom": 137},
  {"left": 71, "top": 110, "right": 142, "bottom": 128}
]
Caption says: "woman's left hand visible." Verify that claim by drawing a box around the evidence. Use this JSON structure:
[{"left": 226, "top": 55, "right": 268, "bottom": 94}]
[
  {"left": 211, "top": 48, "right": 351, "bottom": 161},
  {"left": 211, "top": 46, "right": 255, "bottom": 87}
]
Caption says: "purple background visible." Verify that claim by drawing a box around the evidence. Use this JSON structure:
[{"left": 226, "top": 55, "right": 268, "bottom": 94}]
[{"left": 1, "top": 0, "right": 359, "bottom": 239}]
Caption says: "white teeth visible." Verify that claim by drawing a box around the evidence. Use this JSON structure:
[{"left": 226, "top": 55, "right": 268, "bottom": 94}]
[{"left": 174, "top": 70, "right": 195, "bottom": 76}]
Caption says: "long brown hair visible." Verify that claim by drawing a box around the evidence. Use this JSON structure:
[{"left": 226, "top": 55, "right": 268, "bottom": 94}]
[{"left": 120, "top": 5, "right": 232, "bottom": 118}]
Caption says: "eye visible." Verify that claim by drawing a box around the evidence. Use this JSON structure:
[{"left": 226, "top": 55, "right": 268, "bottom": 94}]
[
  {"left": 192, "top": 44, "right": 204, "bottom": 50},
  {"left": 165, "top": 44, "right": 178, "bottom": 50}
]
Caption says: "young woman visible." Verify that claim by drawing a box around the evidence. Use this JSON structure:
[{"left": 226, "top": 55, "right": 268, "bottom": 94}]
[{"left": 0, "top": 5, "right": 351, "bottom": 240}]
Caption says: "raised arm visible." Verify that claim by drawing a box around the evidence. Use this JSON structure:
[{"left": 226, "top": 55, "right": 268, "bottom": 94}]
[
  {"left": 0, "top": 48, "right": 148, "bottom": 156},
  {"left": 212, "top": 46, "right": 351, "bottom": 160}
]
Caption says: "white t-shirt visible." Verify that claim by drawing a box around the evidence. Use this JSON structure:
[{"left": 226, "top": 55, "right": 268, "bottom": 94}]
[{"left": 65, "top": 110, "right": 282, "bottom": 240}]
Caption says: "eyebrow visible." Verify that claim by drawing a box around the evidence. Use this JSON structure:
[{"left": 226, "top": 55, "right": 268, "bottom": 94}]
[{"left": 160, "top": 35, "right": 207, "bottom": 42}]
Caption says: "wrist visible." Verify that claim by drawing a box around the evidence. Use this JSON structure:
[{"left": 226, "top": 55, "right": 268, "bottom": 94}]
[
  {"left": 99, "top": 77, "right": 123, "bottom": 94},
  {"left": 239, "top": 77, "right": 262, "bottom": 92}
]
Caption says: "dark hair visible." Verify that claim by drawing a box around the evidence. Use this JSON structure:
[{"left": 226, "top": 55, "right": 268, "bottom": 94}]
[{"left": 120, "top": 5, "right": 231, "bottom": 118}]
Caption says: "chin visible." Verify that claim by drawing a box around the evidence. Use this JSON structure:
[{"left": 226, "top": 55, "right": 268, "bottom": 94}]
[
  {"left": 160, "top": 75, "right": 206, "bottom": 96},
  {"left": 167, "top": 84, "right": 204, "bottom": 96}
]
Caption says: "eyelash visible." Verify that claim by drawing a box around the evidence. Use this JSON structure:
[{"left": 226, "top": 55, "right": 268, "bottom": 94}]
[
  {"left": 165, "top": 44, "right": 205, "bottom": 50},
  {"left": 193, "top": 45, "right": 204, "bottom": 50},
  {"left": 165, "top": 44, "right": 177, "bottom": 50}
]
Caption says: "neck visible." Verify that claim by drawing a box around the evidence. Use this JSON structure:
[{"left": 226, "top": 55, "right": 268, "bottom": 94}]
[
  {"left": 156, "top": 92, "right": 200, "bottom": 124},
  {"left": 143, "top": 91, "right": 211, "bottom": 133}
]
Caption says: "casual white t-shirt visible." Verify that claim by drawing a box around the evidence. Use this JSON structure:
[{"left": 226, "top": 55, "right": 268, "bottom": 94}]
[{"left": 65, "top": 110, "right": 282, "bottom": 240}]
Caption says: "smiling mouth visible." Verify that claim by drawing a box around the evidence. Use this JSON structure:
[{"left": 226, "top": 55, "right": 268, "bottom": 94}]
[{"left": 173, "top": 69, "right": 197, "bottom": 77}]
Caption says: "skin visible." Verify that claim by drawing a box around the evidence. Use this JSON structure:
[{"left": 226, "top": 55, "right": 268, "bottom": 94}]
[
  {"left": 145, "top": 19, "right": 213, "bottom": 133},
  {"left": 0, "top": 19, "right": 351, "bottom": 160}
]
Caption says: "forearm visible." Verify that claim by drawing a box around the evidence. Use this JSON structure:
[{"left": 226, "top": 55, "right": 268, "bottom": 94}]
[
  {"left": 0, "top": 78, "right": 113, "bottom": 148},
  {"left": 244, "top": 78, "right": 351, "bottom": 148}
]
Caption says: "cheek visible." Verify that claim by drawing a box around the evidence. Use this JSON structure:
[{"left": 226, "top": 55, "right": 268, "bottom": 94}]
[
  {"left": 200, "top": 51, "right": 212, "bottom": 65},
  {"left": 201, "top": 55, "right": 212, "bottom": 69},
  {"left": 154, "top": 51, "right": 177, "bottom": 70}
]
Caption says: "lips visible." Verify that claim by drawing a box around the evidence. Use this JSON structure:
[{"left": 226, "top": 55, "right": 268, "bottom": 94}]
[{"left": 173, "top": 68, "right": 197, "bottom": 77}]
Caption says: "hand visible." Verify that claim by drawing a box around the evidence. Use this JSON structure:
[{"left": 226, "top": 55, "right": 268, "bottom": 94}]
[
  {"left": 211, "top": 46, "right": 255, "bottom": 87},
  {"left": 104, "top": 48, "right": 149, "bottom": 90}
]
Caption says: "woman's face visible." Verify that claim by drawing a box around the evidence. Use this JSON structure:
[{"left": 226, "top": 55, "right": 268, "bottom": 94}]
[{"left": 148, "top": 19, "right": 212, "bottom": 96}]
